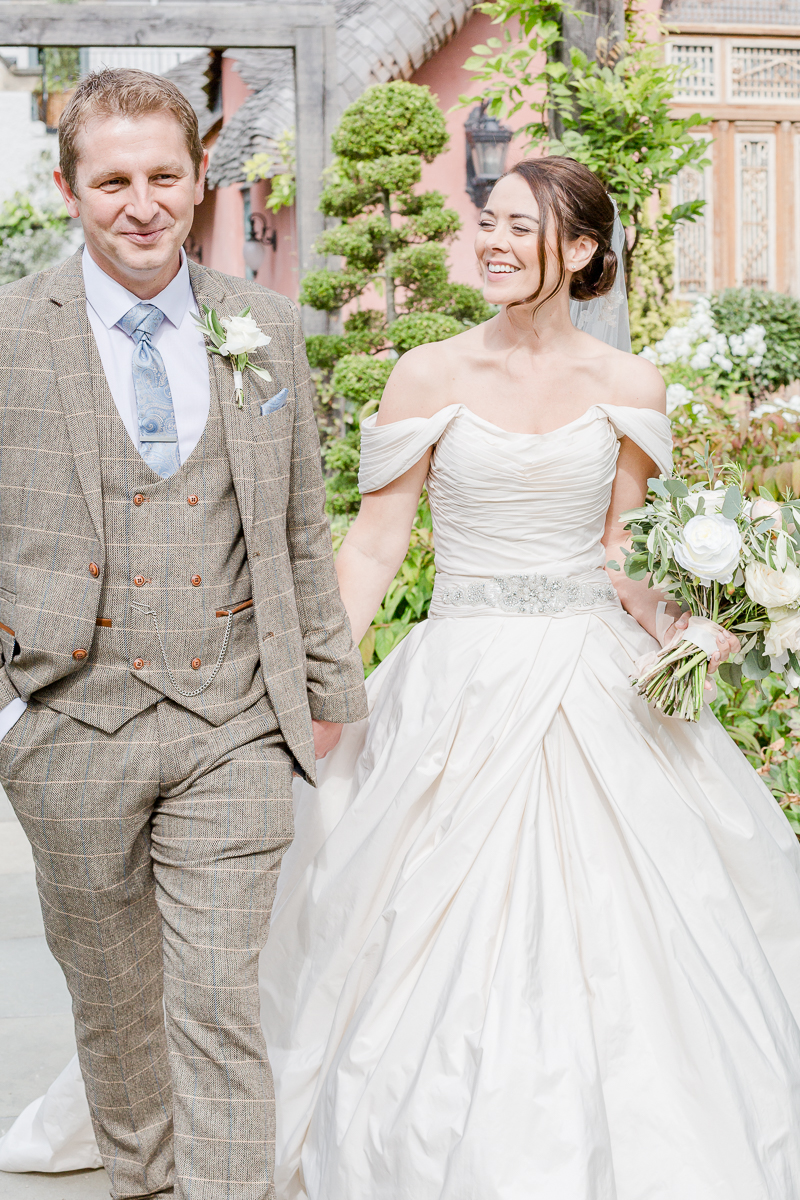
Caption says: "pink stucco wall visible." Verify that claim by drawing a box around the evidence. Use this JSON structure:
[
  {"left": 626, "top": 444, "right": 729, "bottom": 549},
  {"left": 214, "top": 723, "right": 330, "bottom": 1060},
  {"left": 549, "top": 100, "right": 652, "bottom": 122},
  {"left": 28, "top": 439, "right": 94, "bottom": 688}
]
[{"left": 197, "top": 59, "right": 250, "bottom": 279}]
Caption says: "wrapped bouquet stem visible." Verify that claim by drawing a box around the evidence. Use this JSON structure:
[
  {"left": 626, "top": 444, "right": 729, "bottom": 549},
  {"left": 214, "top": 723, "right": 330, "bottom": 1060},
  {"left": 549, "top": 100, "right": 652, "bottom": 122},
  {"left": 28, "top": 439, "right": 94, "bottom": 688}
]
[
  {"left": 633, "top": 607, "right": 734, "bottom": 720},
  {"left": 620, "top": 461, "right": 800, "bottom": 722}
]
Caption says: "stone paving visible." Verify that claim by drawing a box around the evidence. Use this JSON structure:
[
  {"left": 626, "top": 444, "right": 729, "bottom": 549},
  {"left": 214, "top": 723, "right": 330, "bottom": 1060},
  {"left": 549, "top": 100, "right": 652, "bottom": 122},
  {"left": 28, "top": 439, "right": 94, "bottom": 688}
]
[{"left": 0, "top": 788, "right": 109, "bottom": 1199}]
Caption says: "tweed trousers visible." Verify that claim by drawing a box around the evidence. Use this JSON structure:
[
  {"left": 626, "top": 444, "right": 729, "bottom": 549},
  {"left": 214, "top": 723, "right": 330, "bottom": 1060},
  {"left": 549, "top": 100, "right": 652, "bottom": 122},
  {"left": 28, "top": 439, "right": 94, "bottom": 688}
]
[{"left": 0, "top": 694, "right": 293, "bottom": 1200}]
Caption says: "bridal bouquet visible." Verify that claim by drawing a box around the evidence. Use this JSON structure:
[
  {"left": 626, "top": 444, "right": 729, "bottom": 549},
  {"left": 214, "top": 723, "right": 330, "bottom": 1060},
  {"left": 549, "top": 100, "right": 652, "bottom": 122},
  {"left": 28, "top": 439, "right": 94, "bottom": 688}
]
[{"left": 620, "top": 460, "right": 800, "bottom": 721}]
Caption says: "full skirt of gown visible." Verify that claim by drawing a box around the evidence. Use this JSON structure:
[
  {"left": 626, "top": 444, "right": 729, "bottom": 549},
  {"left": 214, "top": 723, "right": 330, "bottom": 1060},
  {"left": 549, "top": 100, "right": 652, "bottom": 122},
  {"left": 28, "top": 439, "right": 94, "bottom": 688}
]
[
  {"left": 262, "top": 404, "right": 800, "bottom": 1200},
  {"left": 262, "top": 602, "right": 800, "bottom": 1200}
]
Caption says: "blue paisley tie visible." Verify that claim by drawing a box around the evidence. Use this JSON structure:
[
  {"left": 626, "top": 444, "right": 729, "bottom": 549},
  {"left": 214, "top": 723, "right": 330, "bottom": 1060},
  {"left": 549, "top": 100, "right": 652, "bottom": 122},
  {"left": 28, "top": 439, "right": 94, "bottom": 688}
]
[{"left": 117, "top": 303, "right": 180, "bottom": 479}]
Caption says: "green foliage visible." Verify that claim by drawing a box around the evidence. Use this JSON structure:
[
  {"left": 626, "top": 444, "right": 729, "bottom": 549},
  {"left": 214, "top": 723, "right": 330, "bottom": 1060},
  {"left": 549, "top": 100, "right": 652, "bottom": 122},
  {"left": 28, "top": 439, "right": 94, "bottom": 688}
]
[
  {"left": 711, "top": 290, "right": 800, "bottom": 397},
  {"left": 388, "top": 313, "right": 464, "bottom": 354},
  {"left": 712, "top": 676, "right": 800, "bottom": 826},
  {"left": 0, "top": 190, "right": 71, "bottom": 285},
  {"left": 462, "top": 1, "right": 710, "bottom": 272},
  {"left": 628, "top": 230, "right": 687, "bottom": 355},
  {"left": 330, "top": 355, "right": 395, "bottom": 411},
  {"left": 241, "top": 130, "right": 296, "bottom": 213},
  {"left": 331, "top": 82, "right": 449, "bottom": 162},
  {"left": 669, "top": 390, "right": 800, "bottom": 492},
  {"left": 323, "top": 427, "right": 362, "bottom": 516},
  {"left": 355, "top": 505, "right": 436, "bottom": 675},
  {"left": 42, "top": 47, "right": 80, "bottom": 94}
]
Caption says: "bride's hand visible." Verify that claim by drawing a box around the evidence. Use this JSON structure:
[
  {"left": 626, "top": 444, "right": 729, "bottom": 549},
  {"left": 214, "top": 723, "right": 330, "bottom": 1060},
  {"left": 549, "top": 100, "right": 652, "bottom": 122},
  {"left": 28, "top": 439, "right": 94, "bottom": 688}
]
[{"left": 661, "top": 612, "right": 741, "bottom": 688}]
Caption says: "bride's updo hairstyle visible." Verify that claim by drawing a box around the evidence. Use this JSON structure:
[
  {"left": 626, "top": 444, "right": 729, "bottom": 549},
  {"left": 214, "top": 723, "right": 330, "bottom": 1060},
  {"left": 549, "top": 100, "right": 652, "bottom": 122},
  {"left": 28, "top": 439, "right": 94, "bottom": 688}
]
[{"left": 503, "top": 157, "right": 617, "bottom": 319}]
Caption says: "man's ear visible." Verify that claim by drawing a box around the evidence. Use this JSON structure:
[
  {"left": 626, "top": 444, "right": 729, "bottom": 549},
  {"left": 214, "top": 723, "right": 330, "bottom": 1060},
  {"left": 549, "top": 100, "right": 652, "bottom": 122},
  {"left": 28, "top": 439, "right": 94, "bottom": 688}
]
[
  {"left": 194, "top": 150, "right": 209, "bottom": 206},
  {"left": 53, "top": 168, "right": 80, "bottom": 220}
]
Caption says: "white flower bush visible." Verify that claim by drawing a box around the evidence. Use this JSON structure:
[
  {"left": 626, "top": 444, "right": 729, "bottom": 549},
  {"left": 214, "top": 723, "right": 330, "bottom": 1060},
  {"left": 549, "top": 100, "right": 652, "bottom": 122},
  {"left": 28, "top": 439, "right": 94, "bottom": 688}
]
[{"left": 640, "top": 297, "right": 769, "bottom": 413}]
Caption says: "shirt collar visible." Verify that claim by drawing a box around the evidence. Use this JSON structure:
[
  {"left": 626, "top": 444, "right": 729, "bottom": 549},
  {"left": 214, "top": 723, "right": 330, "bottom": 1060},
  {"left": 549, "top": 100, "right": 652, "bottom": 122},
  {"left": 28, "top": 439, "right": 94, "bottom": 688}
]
[{"left": 82, "top": 246, "right": 195, "bottom": 331}]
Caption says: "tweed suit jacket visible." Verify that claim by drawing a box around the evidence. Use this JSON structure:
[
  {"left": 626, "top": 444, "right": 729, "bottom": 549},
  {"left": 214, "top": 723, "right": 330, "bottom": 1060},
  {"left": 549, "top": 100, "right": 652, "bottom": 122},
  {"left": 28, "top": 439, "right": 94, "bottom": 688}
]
[{"left": 0, "top": 249, "right": 367, "bottom": 782}]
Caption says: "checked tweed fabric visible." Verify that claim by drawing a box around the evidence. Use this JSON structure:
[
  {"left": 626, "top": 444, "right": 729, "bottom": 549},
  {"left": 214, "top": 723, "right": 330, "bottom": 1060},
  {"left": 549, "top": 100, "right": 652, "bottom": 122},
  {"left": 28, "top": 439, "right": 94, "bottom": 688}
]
[
  {"left": 0, "top": 696, "right": 291, "bottom": 1200},
  {"left": 117, "top": 303, "right": 181, "bottom": 479},
  {"left": 0, "top": 250, "right": 368, "bottom": 782}
]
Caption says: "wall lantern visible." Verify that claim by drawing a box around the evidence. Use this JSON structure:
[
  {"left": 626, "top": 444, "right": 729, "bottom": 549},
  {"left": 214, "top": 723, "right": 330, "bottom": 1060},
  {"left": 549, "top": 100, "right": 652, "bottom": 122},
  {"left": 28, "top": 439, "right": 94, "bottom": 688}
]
[
  {"left": 241, "top": 185, "right": 278, "bottom": 278},
  {"left": 465, "top": 102, "right": 513, "bottom": 210}
]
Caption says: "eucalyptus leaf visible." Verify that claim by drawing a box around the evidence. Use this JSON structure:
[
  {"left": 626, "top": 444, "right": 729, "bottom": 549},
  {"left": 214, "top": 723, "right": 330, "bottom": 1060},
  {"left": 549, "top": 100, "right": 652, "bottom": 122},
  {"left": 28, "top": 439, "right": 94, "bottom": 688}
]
[
  {"left": 742, "top": 646, "right": 772, "bottom": 681},
  {"left": 718, "top": 661, "right": 742, "bottom": 689},
  {"left": 721, "top": 486, "right": 742, "bottom": 519},
  {"left": 663, "top": 479, "right": 689, "bottom": 498},
  {"left": 647, "top": 478, "right": 668, "bottom": 498},
  {"left": 606, "top": 559, "right": 620, "bottom": 571}
]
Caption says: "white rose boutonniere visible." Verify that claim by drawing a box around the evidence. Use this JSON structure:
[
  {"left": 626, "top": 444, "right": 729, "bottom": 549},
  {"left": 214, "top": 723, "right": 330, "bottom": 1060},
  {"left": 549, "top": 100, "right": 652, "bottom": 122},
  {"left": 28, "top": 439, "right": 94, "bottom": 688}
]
[{"left": 193, "top": 305, "right": 272, "bottom": 407}]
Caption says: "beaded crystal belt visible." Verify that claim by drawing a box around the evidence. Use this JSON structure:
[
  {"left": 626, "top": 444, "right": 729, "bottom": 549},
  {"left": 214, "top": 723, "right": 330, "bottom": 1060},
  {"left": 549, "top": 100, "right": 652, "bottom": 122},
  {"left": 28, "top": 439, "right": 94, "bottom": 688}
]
[{"left": 432, "top": 572, "right": 619, "bottom": 616}]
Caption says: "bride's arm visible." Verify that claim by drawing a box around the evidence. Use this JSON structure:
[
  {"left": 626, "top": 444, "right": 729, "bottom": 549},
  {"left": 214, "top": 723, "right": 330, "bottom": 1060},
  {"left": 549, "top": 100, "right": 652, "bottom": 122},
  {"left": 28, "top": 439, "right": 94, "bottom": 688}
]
[
  {"left": 336, "top": 345, "right": 446, "bottom": 645},
  {"left": 335, "top": 454, "right": 431, "bottom": 646},
  {"left": 602, "top": 437, "right": 739, "bottom": 673}
]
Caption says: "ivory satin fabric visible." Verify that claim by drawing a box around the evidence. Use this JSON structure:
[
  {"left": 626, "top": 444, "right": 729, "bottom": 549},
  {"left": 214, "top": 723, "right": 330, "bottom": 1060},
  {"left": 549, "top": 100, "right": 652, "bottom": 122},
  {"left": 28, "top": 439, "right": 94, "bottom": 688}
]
[{"left": 262, "top": 405, "right": 800, "bottom": 1199}]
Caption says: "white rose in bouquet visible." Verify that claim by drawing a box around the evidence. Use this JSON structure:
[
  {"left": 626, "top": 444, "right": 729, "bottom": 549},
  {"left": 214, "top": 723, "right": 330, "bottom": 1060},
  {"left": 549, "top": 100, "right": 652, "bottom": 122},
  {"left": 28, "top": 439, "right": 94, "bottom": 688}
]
[
  {"left": 683, "top": 486, "right": 727, "bottom": 515},
  {"left": 219, "top": 314, "right": 271, "bottom": 356},
  {"left": 673, "top": 514, "right": 743, "bottom": 586},
  {"left": 744, "top": 561, "right": 800, "bottom": 609},
  {"left": 765, "top": 607, "right": 800, "bottom": 658}
]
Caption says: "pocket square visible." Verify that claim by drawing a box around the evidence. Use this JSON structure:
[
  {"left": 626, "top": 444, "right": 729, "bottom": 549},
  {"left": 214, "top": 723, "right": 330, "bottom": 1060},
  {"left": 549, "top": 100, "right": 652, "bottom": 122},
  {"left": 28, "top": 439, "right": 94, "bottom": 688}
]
[{"left": 260, "top": 388, "right": 289, "bottom": 416}]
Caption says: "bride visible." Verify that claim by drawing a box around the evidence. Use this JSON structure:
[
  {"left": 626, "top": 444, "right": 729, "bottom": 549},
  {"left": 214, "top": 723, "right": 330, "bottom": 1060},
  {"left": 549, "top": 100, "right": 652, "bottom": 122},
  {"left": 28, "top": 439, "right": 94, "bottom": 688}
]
[
  {"left": 4, "top": 156, "right": 800, "bottom": 1198},
  {"left": 261, "top": 156, "right": 800, "bottom": 1199}
]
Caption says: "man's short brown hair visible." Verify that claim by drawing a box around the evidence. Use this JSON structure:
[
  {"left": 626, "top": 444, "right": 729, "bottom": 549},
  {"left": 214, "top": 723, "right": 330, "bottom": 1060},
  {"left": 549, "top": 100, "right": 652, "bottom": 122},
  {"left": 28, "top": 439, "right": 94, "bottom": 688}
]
[{"left": 59, "top": 67, "right": 204, "bottom": 193}]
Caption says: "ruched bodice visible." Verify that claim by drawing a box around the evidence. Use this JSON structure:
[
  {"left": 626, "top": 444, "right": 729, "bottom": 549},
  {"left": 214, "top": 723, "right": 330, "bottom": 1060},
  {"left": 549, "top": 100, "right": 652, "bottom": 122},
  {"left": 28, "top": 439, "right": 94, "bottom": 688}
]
[{"left": 359, "top": 403, "right": 673, "bottom": 577}]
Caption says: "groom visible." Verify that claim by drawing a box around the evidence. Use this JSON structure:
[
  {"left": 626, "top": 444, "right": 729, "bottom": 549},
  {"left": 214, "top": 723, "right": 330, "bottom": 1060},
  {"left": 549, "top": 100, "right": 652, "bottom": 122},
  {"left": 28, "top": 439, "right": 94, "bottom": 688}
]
[{"left": 0, "top": 68, "right": 366, "bottom": 1198}]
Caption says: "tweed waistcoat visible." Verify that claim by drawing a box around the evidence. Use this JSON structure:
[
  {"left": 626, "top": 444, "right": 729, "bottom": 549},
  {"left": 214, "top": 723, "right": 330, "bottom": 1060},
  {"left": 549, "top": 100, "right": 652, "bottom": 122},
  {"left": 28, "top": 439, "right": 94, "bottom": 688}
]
[{"left": 37, "top": 368, "right": 266, "bottom": 734}]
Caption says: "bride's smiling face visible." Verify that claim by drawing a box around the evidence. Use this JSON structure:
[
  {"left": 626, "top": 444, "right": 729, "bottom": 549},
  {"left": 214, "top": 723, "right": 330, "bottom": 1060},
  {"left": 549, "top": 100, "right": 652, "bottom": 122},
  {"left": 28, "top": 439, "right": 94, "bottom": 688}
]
[{"left": 474, "top": 173, "right": 596, "bottom": 308}]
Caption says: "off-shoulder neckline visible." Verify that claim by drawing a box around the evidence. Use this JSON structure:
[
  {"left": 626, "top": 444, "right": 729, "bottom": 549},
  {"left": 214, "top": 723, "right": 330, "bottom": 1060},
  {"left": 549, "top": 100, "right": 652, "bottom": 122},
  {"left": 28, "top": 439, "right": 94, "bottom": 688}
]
[{"left": 364, "top": 402, "right": 669, "bottom": 440}]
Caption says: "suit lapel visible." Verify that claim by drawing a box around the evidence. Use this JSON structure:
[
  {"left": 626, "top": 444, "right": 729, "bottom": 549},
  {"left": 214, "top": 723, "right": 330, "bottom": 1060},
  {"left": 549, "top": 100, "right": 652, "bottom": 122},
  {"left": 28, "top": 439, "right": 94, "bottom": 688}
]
[
  {"left": 45, "top": 250, "right": 105, "bottom": 547},
  {"left": 189, "top": 260, "right": 257, "bottom": 531}
]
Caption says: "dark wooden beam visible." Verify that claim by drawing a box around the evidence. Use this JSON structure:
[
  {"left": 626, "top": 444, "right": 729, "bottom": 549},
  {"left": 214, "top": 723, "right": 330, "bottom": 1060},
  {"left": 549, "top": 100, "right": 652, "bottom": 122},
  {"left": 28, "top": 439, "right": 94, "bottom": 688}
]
[{"left": 0, "top": 3, "right": 336, "bottom": 48}]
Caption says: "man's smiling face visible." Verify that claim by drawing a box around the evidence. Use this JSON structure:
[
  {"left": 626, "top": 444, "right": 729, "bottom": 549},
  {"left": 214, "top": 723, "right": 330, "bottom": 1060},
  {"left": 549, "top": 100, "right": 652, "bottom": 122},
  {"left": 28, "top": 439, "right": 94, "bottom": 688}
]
[{"left": 54, "top": 110, "right": 207, "bottom": 299}]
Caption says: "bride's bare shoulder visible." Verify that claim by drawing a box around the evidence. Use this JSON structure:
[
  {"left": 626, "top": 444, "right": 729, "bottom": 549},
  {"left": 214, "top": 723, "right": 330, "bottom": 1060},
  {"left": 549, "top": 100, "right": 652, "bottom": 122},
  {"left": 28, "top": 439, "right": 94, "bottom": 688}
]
[
  {"left": 597, "top": 342, "right": 666, "bottom": 415},
  {"left": 375, "top": 326, "right": 478, "bottom": 426}
]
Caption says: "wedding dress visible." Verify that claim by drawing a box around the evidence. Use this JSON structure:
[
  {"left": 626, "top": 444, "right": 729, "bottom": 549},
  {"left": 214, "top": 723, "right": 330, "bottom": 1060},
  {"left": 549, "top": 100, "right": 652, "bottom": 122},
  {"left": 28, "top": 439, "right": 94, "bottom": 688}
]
[
  {"left": 262, "top": 403, "right": 800, "bottom": 1200},
  {"left": 5, "top": 402, "right": 800, "bottom": 1199}
]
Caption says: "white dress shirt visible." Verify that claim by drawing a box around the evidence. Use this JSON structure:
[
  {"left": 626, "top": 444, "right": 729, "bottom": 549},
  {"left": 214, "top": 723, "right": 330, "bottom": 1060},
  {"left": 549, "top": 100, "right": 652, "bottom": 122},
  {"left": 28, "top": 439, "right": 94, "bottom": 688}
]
[
  {"left": 83, "top": 246, "right": 211, "bottom": 464},
  {"left": 0, "top": 251, "right": 212, "bottom": 736}
]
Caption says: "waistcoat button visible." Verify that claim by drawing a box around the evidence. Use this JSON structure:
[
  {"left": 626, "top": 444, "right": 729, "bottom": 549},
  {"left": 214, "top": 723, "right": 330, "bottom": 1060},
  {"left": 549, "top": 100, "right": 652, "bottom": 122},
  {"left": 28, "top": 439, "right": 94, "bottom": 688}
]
[
  {"left": 72, "top": 648, "right": 88, "bottom": 660},
  {"left": 187, "top": 495, "right": 199, "bottom": 506},
  {"left": 191, "top": 658, "right": 202, "bottom": 670},
  {"left": 133, "top": 493, "right": 146, "bottom": 507},
  {"left": 191, "top": 575, "right": 202, "bottom": 587},
  {"left": 134, "top": 575, "right": 146, "bottom": 587},
  {"left": 133, "top": 658, "right": 144, "bottom": 670},
  {"left": 89, "top": 562, "right": 99, "bottom": 578}
]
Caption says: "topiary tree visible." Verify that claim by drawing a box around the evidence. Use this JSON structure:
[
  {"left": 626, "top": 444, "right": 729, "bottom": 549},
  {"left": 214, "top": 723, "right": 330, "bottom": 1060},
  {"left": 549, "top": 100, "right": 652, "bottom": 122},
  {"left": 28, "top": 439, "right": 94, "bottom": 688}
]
[
  {"left": 304, "top": 81, "right": 493, "bottom": 519},
  {"left": 302, "top": 81, "right": 491, "bottom": 365}
]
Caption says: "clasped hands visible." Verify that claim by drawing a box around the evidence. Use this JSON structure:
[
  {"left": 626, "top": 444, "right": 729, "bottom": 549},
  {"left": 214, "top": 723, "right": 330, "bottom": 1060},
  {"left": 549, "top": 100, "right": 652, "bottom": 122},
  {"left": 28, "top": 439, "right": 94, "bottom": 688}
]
[{"left": 660, "top": 611, "right": 741, "bottom": 692}]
